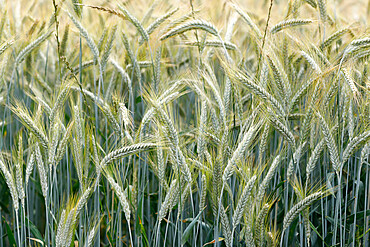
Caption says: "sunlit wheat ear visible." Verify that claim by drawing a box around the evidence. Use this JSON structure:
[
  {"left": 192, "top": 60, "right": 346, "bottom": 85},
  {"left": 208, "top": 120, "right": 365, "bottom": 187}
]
[
  {"left": 342, "top": 131, "right": 370, "bottom": 165},
  {"left": 254, "top": 203, "right": 269, "bottom": 247},
  {"left": 269, "top": 114, "right": 295, "bottom": 148},
  {"left": 91, "top": 134, "right": 101, "bottom": 188},
  {"left": 230, "top": 3, "right": 262, "bottom": 38},
  {"left": 153, "top": 45, "right": 162, "bottom": 91},
  {"left": 317, "top": 112, "right": 340, "bottom": 172},
  {"left": 177, "top": 182, "right": 192, "bottom": 220},
  {"left": 106, "top": 174, "right": 131, "bottom": 221},
  {"left": 163, "top": 10, "right": 200, "bottom": 33},
  {"left": 118, "top": 102, "right": 134, "bottom": 142},
  {"left": 76, "top": 187, "right": 92, "bottom": 213},
  {"left": 101, "top": 25, "right": 117, "bottom": 72},
  {"left": 121, "top": 31, "right": 141, "bottom": 83},
  {"left": 55, "top": 209, "right": 67, "bottom": 247},
  {"left": 199, "top": 174, "right": 207, "bottom": 212},
  {"left": 118, "top": 5, "right": 148, "bottom": 41},
  {"left": 61, "top": 208, "right": 77, "bottom": 247},
  {"left": 232, "top": 175, "right": 257, "bottom": 231},
  {"left": 197, "top": 100, "right": 207, "bottom": 158},
  {"left": 347, "top": 99, "right": 354, "bottom": 140},
  {"left": 287, "top": 142, "right": 306, "bottom": 181},
  {"left": 97, "top": 27, "right": 108, "bottom": 52},
  {"left": 310, "top": 44, "right": 331, "bottom": 66},
  {"left": 306, "top": 139, "right": 325, "bottom": 181},
  {"left": 60, "top": 24, "right": 69, "bottom": 57},
  {"left": 68, "top": 11, "right": 99, "bottom": 63},
  {"left": 86, "top": 220, "right": 100, "bottom": 247},
  {"left": 266, "top": 54, "right": 290, "bottom": 106},
  {"left": 290, "top": 76, "right": 319, "bottom": 114},
  {"left": 140, "top": 91, "right": 180, "bottom": 136},
  {"left": 15, "top": 30, "right": 52, "bottom": 64},
  {"left": 54, "top": 120, "right": 74, "bottom": 165},
  {"left": 202, "top": 66, "right": 226, "bottom": 123},
  {"left": 223, "top": 125, "right": 258, "bottom": 182},
  {"left": 72, "top": 0, "right": 82, "bottom": 17},
  {"left": 0, "top": 158, "right": 19, "bottom": 211},
  {"left": 225, "top": 12, "right": 238, "bottom": 42},
  {"left": 300, "top": 51, "right": 322, "bottom": 74},
  {"left": 155, "top": 106, "right": 179, "bottom": 147},
  {"left": 0, "top": 39, "right": 14, "bottom": 56},
  {"left": 283, "top": 192, "right": 324, "bottom": 231},
  {"left": 256, "top": 155, "right": 281, "bottom": 205},
  {"left": 341, "top": 68, "right": 359, "bottom": 99},
  {"left": 185, "top": 40, "right": 237, "bottom": 50},
  {"left": 219, "top": 203, "right": 232, "bottom": 247},
  {"left": 157, "top": 134, "right": 167, "bottom": 188},
  {"left": 244, "top": 225, "right": 256, "bottom": 247},
  {"left": 73, "top": 105, "right": 84, "bottom": 149},
  {"left": 160, "top": 19, "right": 219, "bottom": 41},
  {"left": 83, "top": 5, "right": 126, "bottom": 20},
  {"left": 118, "top": 102, "right": 132, "bottom": 129},
  {"left": 317, "top": 0, "right": 327, "bottom": 22},
  {"left": 302, "top": 0, "right": 317, "bottom": 7},
  {"left": 110, "top": 59, "right": 133, "bottom": 94},
  {"left": 173, "top": 148, "right": 192, "bottom": 183},
  {"left": 126, "top": 60, "right": 152, "bottom": 70},
  {"left": 72, "top": 138, "right": 83, "bottom": 187},
  {"left": 158, "top": 178, "right": 178, "bottom": 223},
  {"left": 65, "top": 208, "right": 78, "bottom": 246},
  {"left": 56, "top": 205, "right": 76, "bottom": 246},
  {"left": 320, "top": 28, "right": 350, "bottom": 49},
  {"left": 15, "top": 133, "right": 25, "bottom": 207},
  {"left": 223, "top": 76, "right": 232, "bottom": 118},
  {"left": 139, "top": 8, "right": 178, "bottom": 45},
  {"left": 258, "top": 123, "right": 270, "bottom": 163},
  {"left": 25, "top": 152, "right": 35, "bottom": 188},
  {"left": 49, "top": 81, "right": 71, "bottom": 126},
  {"left": 35, "top": 143, "right": 48, "bottom": 199},
  {"left": 270, "top": 19, "right": 313, "bottom": 34},
  {"left": 100, "top": 143, "right": 156, "bottom": 168},
  {"left": 350, "top": 37, "right": 370, "bottom": 46},
  {"left": 10, "top": 102, "right": 49, "bottom": 150},
  {"left": 224, "top": 64, "right": 285, "bottom": 115},
  {"left": 69, "top": 86, "right": 123, "bottom": 137},
  {"left": 361, "top": 143, "right": 370, "bottom": 164},
  {"left": 303, "top": 207, "right": 311, "bottom": 246}
]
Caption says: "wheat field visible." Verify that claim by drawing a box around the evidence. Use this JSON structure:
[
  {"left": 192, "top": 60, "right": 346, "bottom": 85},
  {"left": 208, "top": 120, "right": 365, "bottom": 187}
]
[{"left": 0, "top": 0, "right": 369, "bottom": 246}]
